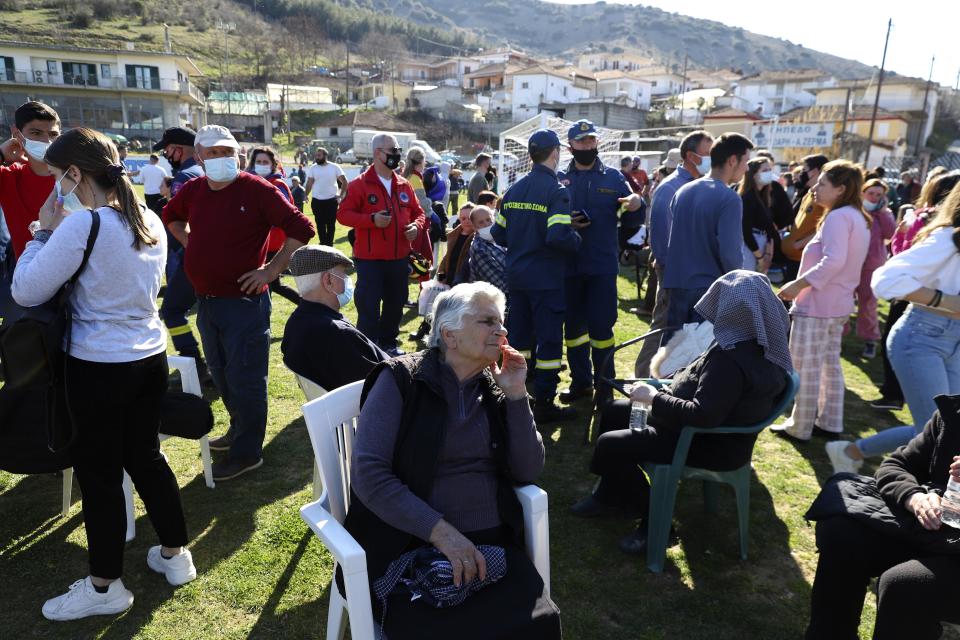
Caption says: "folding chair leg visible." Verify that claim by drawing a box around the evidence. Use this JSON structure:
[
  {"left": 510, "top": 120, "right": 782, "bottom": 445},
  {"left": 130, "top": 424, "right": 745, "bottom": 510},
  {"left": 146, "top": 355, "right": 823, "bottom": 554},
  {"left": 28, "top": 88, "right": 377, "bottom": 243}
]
[
  {"left": 199, "top": 435, "right": 215, "bottom": 489},
  {"left": 312, "top": 460, "right": 324, "bottom": 501},
  {"left": 123, "top": 472, "right": 136, "bottom": 543},
  {"left": 733, "top": 470, "right": 752, "bottom": 560},
  {"left": 646, "top": 467, "right": 679, "bottom": 573},
  {"left": 326, "top": 583, "right": 349, "bottom": 640},
  {"left": 702, "top": 480, "right": 720, "bottom": 514},
  {"left": 62, "top": 468, "right": 74, "bottom": 517}
]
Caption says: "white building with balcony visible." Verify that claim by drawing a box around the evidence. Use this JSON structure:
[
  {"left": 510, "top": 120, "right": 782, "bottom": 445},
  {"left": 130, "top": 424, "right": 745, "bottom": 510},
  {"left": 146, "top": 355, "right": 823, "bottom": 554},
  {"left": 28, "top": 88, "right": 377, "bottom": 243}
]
[
  {"left": 732, "top": 69, "right": 837, "bottom": 117},
  {"left": 593, "top": 71, "right": 652, "bottom": 110},
  {"left": 0, "top": 40, "right": 206, "bottom": 145},
  {"left": 511, "top": 65, "right": 592, "bottom": 122}
]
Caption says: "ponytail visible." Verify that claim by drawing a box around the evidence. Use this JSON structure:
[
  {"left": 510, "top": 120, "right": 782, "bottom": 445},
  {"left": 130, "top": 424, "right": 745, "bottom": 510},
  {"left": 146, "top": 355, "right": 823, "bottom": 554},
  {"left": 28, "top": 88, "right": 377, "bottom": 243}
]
[{"left": 114, "top": 175, "right": 157, "bottom": 251}]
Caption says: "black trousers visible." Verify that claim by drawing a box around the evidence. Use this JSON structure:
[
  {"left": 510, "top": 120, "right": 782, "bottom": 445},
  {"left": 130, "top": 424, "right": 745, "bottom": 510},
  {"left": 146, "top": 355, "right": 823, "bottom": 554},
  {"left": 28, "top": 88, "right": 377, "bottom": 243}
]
[
  {"left": 806, "top": 516, "right": 960, "bottom": 640},
  {"left": 144, "top": 193, "right": 164, "bottom": 216},
  {"left": 877, "top": 300, "right": 908, "bottom": 401},
  {"left": 66, "top": 353, "right": 188, "bottom": 579},
  {"left": 589, "top": 401, "right": 680, "bottom": 511},
  {"left": 311, "top": 197, "right": 339, "bottom": 246}
]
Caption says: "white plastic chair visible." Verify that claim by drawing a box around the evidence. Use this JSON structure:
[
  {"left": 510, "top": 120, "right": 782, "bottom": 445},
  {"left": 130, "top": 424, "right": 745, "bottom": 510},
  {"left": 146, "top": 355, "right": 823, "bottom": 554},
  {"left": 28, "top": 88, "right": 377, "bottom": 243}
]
[
  {"left": 61, "top": 355, "right": 215, "bottom": 542},
  {"left": 291, "top": 371, "right": 327, "bottom": 502},
  {"left": 299, "top": 380, "right": 551, "bottom": 640}
]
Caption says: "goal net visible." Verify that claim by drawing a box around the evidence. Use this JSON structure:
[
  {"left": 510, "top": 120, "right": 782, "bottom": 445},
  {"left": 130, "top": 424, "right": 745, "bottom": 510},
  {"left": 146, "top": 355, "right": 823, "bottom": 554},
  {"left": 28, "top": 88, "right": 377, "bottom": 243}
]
[{"left": 496, "top": 114, "right": 627, "bottom": 194}]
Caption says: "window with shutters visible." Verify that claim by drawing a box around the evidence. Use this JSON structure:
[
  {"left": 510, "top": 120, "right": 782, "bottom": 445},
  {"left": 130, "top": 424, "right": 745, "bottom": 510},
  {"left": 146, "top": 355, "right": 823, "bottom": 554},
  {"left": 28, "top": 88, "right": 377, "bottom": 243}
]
[{"left": 125, "top": 64, "right": 160, "bottom": 90}]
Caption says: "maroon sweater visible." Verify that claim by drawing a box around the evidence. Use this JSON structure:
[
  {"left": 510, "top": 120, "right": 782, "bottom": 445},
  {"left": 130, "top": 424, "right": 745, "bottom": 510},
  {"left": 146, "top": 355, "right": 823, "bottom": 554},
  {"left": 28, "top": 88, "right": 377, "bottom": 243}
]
[{"left": 163, "top": 172, "right": 314, "bottom": 297}]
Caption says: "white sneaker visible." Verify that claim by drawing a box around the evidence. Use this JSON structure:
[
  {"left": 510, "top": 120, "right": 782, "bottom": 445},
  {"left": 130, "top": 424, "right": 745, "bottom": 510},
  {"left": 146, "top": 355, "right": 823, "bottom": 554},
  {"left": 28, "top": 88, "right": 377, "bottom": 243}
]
[
  {"left": 826, "top": 441, "right": 863, "bottom": 475},
  {"left": 42, "top": 577, "right": 134, "bottom": 621},
  {"left": 147, "top": 546, "right": 197, "bottom": 586}
]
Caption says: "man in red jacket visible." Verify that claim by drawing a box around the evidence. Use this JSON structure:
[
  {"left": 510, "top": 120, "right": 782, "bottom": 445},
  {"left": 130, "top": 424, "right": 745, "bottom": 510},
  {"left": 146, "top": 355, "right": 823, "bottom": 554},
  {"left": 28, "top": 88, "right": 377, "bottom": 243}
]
[
  {"left": 164, "top": 125, "right": 315, "bottom": 481},
  {"left": 0, "top": 101, "right": 59, "bottom": 259},
  {"left": 337, "top": 133, "right": 426, "bottom": 356}
]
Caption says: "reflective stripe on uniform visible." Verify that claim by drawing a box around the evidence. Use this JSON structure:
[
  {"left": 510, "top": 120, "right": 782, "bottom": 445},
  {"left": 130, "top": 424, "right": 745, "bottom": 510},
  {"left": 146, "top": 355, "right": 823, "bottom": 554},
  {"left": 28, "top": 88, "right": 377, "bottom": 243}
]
[
  {"left": 517, "top": 350, "right": 533, "bottom": 359},
  {"left": 495, "top": 212, "right": 507, "bottom": 227},
  {"left": 535, "top": 359, "right": 562, "bottom": 370},
  {"left": 168, "top": 324, "right": 192, "bottom": 337},
  {"left": 565, "top": 333, "right": 590, "bottom": 348},
  {"left": 590, "top": 336, "right": 616, "bottom": 349},
  {"left": 546, "top": 214, "right": 571, "bottom": 227}
]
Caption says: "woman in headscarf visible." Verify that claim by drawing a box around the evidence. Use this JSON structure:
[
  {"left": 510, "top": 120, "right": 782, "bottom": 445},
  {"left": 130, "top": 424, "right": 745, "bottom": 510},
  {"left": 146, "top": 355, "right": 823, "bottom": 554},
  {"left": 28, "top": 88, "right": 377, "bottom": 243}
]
[{"left": 571, "top": 270, "right": 793, "bottom": 554}]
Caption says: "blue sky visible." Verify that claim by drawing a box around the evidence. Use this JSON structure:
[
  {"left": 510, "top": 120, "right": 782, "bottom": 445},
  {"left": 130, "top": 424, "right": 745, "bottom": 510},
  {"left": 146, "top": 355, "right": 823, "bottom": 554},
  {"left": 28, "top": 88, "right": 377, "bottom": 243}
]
[{"left": 544, "top": 0, "right": 960, "bottom": 88}]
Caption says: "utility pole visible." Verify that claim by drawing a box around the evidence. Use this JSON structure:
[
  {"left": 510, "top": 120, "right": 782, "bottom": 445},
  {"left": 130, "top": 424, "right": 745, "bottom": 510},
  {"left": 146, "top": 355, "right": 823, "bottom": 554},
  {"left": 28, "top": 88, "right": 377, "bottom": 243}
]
[
  {"left": 345, "top": 45, "right": 350, "bottom": 108},
  {"left": 914, "top": 55, "right": 935, "bottom": 156},
  {"left": 678, "top": 53, "right": 688, "bottom": 125},
  {"left": 865, "top": 18, "right": 892, "bottom": 166},
  {"left": 839, "top": 84, "right": 853, "bottom": 158}
]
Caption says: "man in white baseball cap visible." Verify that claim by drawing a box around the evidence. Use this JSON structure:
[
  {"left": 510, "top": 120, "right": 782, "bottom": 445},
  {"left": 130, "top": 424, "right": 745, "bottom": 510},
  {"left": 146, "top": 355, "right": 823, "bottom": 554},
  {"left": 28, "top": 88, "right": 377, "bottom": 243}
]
[{"left": 163, "top": 124, "right": 316, "bottom": 481}]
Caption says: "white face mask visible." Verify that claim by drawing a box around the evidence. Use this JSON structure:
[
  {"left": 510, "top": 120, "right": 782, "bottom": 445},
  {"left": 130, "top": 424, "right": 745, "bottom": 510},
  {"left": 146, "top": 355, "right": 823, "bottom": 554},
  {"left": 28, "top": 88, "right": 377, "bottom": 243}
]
[
  {"left": 477, "top": 225, "right": 494, "bottom": 242},
  {"left": 863, "top": 199, "right": 881, "bottom": 212},
  {"left": 56, "top": 173, "right": 86, "bottom": 213},
  {"left": 204, "top": 156, "right": 239, "bottom": 182},
  {"left": 22, "top": 136, "right": 51, "bottom": 161},
  {"left": 694, "top": 153, "right": 711, "bottom": 176},
  {"left": 756, "top": 170, "right": 775, "bottom": 186},
  {"left": 253, "top": 164, "right": 272, "bottom": 177}
]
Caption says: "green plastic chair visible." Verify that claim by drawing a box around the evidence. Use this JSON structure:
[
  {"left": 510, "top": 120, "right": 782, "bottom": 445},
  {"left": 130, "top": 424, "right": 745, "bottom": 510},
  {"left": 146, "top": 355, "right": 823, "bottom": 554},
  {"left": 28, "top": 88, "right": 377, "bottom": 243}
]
[{"left": 641, "top": 370, "right": 799, "bottom": 573}]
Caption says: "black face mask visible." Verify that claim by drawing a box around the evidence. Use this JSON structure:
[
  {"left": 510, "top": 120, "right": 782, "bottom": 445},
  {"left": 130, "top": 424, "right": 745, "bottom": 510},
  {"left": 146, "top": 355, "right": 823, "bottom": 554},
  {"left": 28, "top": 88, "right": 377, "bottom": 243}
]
[
  {"left": 383, "top": 152, "right": 401, "bottom": 170},
  {"left": 571, "top": 148, "right": 599, "bottom": 166},
  {"left": 799, "top": 171, "right": 810, "bottom": 188}
]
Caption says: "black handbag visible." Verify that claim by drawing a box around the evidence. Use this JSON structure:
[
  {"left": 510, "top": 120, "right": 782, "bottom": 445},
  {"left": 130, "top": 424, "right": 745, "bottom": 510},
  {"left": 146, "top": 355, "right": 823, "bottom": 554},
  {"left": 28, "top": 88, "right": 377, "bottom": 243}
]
[{"left": 0, "top": 211, "right": 100, "bottom": 390}]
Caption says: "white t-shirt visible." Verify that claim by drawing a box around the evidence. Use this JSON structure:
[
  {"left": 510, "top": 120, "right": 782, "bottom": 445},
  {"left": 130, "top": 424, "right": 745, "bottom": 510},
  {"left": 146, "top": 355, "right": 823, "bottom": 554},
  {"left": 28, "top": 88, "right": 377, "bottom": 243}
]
[
  {"left": 378, "top": 174, "right": 392, "bottom": 197},
  {"left": 140, "top": 162, "right": 170, "bottom": 195},
  {"left": 305, "top": 162, "right": 346, "bottom": 200}
]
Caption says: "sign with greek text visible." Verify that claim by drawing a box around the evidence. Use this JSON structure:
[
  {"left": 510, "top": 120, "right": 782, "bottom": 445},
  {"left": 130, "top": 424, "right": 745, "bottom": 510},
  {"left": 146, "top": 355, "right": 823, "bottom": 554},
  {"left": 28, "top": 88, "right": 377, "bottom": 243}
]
[{"left": 751, "top": 123, "right": 833, "bottom": 149}]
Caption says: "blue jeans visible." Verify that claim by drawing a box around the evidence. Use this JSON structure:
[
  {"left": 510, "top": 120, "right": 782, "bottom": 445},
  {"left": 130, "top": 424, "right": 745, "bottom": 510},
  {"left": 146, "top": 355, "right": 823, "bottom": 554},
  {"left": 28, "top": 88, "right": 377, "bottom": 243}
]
[
  {"left": 354, "top": 258, "right": 409, "bottom": 350},
  {"left": 197, "top": 293, "right": 272, "bottom": 460},
  {"left": 857, "top": 305, "right": 960, "bottom": 457}
]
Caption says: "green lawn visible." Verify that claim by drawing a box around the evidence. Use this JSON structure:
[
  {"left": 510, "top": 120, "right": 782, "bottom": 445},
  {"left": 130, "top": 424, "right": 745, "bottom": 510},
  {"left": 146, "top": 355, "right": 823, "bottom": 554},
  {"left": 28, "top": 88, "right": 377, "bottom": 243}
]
[{"left": 0, "top": 189, "right": 921, "bottom": 639}]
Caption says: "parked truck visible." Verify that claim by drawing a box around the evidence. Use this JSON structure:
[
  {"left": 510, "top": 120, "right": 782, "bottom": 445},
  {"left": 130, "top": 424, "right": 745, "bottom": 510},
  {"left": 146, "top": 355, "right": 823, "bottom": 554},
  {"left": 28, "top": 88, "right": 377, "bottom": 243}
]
[{"left": 352, "top": 129, "right": 417, "bottom": 162}]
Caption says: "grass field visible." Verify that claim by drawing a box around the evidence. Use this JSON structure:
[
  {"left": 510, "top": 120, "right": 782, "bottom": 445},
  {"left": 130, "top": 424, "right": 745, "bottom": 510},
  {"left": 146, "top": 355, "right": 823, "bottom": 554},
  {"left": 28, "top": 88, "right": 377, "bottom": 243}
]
[{"left": 0, "top": 182, "right": 925, "bottom": 639}]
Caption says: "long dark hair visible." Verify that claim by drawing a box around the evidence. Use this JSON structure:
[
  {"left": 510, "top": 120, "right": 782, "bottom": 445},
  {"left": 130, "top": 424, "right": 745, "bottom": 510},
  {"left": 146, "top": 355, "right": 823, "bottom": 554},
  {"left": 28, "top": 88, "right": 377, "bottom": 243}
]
[
  {"left": 738, "top": 157, "right": 772, "bottom": 208},
  {"left": 248, "top": 145, "right": 279, "bottom": 174},
  {"left": 45, "top": 128, "right": 157, "bottom": 250},
  {"left": 916, "top": 176, "right": 960, "bottom": 253}
]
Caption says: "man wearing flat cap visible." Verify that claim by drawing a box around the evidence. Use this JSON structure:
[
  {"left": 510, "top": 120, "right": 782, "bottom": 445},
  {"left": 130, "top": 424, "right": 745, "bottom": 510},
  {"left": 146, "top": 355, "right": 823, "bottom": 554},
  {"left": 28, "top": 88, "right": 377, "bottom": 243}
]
[
  {"left": 164, "top": 125, "right": 316, "bottom": 481},
  {"left": 492, "top": 128, "right": 581, "bottom": 423},
  {"left": 282, "top": 245, "right": 388, "bottom": 392}
]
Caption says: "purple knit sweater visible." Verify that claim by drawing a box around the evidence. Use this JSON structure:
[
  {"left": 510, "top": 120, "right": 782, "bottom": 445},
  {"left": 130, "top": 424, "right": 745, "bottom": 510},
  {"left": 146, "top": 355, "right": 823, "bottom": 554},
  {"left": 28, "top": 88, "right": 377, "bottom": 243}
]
[{"left": 350, "top": 362, "right": 544, "bottom": 541}]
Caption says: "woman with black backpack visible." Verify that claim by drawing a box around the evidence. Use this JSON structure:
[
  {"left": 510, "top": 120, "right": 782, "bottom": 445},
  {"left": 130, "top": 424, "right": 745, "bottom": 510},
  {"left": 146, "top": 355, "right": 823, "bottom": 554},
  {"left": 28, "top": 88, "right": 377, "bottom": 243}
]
[{"left": 11, "top": 128, "right": 195, "bottom": 621}]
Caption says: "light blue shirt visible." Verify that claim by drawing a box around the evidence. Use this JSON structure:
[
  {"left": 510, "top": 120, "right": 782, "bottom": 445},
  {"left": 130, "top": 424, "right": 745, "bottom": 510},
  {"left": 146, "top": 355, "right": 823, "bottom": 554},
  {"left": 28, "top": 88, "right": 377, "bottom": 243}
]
[
  {"left": 662, "top": 177, "right": 744, "bottom": 290},
  {"left": 649, "top": 166, "right": 694, "bottom": 264}
]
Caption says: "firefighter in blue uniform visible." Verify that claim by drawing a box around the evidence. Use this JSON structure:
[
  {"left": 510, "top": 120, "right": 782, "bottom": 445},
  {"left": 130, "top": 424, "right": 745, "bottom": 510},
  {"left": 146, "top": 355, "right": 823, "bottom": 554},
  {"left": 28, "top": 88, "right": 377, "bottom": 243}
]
[
  {"left": 492, "top": 129, "right": 582, "bottom": 423},
  {"left": 557, "top": 120, "right": 644, "bottom": 404}
]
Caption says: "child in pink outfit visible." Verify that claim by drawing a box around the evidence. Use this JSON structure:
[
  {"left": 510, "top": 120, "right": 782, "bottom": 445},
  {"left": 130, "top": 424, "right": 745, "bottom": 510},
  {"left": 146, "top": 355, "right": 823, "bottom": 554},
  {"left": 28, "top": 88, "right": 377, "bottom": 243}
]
[{"left": 855, "top": 180, "right": 897, "bottom": 353}]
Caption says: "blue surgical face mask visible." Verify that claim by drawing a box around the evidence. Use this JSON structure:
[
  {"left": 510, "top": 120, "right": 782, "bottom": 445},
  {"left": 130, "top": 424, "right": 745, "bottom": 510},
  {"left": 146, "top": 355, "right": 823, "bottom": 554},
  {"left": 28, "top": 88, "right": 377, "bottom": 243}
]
[
  {"left": 253, "top": 164, "right": 272, "bottom": 177},
  {"left": 863, "top": 199, "right": 881, "bottom": 212},
  {"left": 204, "top": 156, "right": 239, "bottom": 182},
  {"left": 694, "top": 153, "right": 711, "bottom": 176},
  {"left": 756, "top": 170, "right": 775, "bottom": 186},
  {"left": 56, "top": 173, "right": 86, "bottom": 213},
  {"left": 330, "top": 272, "right": 354, "bottom": 308}
]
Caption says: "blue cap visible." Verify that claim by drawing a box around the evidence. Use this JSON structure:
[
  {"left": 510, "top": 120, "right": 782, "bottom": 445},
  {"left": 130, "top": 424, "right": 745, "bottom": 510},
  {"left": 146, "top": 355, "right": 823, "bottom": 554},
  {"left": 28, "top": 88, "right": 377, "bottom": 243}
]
[
  {"left": 568, "top": 119, "right": 598, "bottom": 141},
  {"left": 528, "top": 129, "right": 561, "bottom": 153}
]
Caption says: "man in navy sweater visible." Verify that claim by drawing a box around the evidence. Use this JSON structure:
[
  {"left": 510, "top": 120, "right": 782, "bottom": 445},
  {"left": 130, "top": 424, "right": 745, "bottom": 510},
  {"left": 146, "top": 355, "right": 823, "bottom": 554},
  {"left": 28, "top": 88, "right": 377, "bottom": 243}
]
[{"left": 662, "top": 133, "right": 754, "bottom": 334}]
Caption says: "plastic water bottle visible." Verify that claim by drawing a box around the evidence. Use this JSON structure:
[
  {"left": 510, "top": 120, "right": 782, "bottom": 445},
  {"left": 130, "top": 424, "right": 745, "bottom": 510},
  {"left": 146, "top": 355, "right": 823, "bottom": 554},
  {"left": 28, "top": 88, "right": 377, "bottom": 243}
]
[
  {"left": 941, "top": 478, "right": 960, "bottom": 529},
  {"left": 628, "top": 402, "right": 648, "bottom": 432}
]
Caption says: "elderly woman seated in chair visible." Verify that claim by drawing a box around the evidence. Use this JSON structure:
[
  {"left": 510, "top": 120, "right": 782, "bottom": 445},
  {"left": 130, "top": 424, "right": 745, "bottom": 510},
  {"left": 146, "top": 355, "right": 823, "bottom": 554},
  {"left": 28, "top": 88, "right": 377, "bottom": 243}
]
[
  {"left": 572, "top": 270, "right": 793, "bottom": 554},
  {"left": 344, "top": 282, "right": 561, "bottom": 639}
]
